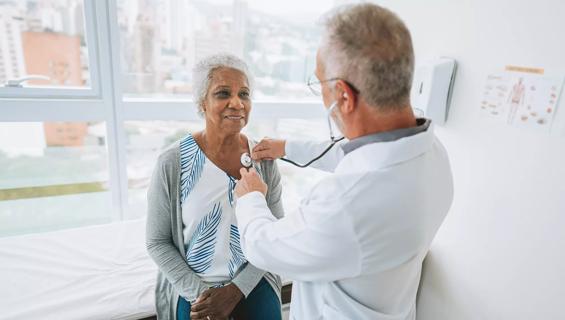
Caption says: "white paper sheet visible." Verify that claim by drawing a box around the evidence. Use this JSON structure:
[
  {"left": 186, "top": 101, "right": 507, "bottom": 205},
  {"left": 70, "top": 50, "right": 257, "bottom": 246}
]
[
  {"left": 480, "top": 70, "right": 563, "bottom": 133},
  {"left": 0, "top": 219, "right": 157, "bottom": 320}
]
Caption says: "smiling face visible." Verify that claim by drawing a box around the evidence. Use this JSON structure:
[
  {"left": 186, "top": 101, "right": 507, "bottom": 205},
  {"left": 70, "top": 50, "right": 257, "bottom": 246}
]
[{"left": 202, "top": 67, "right": 251, "bottom": 135}]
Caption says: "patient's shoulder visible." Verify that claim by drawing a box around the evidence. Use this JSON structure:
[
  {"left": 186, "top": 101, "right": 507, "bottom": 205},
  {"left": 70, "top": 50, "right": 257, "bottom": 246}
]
[
  {"left": 160, "top": 140, "right": 181, "bottom": 159},
  {"left": 258, "top": 158, "right": 281, "bottom": 182},
  {"left": 154, "top": 140, "right": 181, "bottom": 173}
]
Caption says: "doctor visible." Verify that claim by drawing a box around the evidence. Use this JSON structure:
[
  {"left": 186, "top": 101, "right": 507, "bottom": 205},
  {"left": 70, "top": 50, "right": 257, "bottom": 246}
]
[{"left": 234, "top": 3, "right": 454, "bottom": 320}]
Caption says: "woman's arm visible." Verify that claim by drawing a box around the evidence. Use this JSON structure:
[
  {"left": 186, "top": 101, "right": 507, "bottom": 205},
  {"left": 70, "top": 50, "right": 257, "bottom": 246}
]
[
  {"left": 146, "top": 153, "right": 210, "bottom": 302},
  {"left": 230, "top": 263, "right": 265, "bottom": 297},
  {"left": 263, "top": 159, "right": 285, "bottom": 218}
]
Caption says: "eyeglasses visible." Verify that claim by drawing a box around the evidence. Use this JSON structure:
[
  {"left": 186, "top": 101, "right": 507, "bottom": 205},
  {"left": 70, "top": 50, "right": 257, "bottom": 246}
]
[{"left": 306, "top": 73, "right": 360, "bottom": 96}]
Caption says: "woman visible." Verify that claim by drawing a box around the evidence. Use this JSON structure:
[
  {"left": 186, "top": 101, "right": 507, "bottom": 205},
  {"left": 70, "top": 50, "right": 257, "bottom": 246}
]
[{"left": 146, "top": 54, "right": 284, "bottom": 320}]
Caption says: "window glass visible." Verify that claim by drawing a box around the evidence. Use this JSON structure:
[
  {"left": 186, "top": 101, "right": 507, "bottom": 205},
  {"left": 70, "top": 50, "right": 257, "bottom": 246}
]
[
  {"left": 0, "top": 121, "right": 112, "bottom": 237},
  {"left": 0, "top": 0, "right": 91, "bottom": 88},
  {"left": 117, "top": 0, "right": 335, "bottom": 100}
]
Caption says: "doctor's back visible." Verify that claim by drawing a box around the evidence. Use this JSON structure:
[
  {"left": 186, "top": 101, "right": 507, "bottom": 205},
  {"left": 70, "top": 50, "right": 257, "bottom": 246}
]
[{"left": 283, "top": 121, "right": 454, "bottom": 320}]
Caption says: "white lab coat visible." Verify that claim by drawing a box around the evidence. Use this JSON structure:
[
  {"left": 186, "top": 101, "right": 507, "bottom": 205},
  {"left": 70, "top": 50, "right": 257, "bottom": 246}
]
[{"left": 235, "top": 125, "right": 454, "bottom": 319}]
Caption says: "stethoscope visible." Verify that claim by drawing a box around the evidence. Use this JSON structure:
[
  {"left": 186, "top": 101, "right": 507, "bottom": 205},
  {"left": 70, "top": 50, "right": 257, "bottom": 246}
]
[{"left": 239, "top": 102, "right": 344, "bottom": 169}]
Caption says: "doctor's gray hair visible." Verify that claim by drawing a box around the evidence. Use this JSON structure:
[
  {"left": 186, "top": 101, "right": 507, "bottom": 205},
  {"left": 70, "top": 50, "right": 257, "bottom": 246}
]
[
  {"left": 320, "top": 3, "right": 414, "bottom": 111},
  {"left": 192, "top": 53, "right": 254, "bottom": 116}
]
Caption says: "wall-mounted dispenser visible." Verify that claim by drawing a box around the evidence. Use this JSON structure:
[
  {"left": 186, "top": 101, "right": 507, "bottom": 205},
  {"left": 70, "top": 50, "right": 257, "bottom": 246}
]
[{"left": 410, "top": 57, "right": 457, "bottom": 125}]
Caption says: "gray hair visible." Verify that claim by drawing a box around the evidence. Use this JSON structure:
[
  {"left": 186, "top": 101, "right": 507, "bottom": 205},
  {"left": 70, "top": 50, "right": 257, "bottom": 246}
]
[
  {"left": 192, "top": 53, "right": 254, "bottom": 116},
  {"left": 320, "top": 3, "right": 414, "bottom": 111}
]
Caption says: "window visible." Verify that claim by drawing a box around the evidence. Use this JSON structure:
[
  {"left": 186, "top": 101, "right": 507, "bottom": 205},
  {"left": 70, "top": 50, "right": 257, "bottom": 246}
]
[
  {"left": 0, "top": 0, "right": 99, "bottom": 97},
  {"left": 0, "top": 0, "right": 344, "bottom": 237},
  {"left": 0, "top": 122, "right": 112, "bottom": 237},
  {"left": 117, "top": 0, "right": 334, "bottom": 101}
]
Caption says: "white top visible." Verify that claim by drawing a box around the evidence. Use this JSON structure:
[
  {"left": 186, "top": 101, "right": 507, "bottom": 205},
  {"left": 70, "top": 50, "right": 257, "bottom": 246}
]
[
  {"left": 235, "top": 124, "right": 454, "bottom": 319},
  {"left": 180, "top": 134, "right": 246, "bottom": 284}
]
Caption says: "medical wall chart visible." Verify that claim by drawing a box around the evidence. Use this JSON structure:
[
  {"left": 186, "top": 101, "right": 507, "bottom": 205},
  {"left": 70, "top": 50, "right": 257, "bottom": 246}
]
[{"left": 479, "top": 66, "right": 563, "bottom": 133}]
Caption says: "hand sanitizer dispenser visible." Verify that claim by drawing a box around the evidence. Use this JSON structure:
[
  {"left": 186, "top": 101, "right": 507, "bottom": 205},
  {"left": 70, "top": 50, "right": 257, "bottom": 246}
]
[{"left": 410, "top": 57, "right": 457, "bottom": 125}]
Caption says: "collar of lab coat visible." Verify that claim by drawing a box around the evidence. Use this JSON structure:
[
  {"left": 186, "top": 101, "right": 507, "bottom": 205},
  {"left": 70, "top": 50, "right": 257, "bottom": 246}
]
[
  {"left": 335, "top": 122, "right": 436, "bottom": 174},
  {"left": 341, "top": 118, "right": 431, "bottom": 155}
]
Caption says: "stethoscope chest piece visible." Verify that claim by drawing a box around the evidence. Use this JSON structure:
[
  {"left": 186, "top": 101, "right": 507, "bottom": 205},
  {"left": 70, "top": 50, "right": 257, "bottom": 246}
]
[{"left": 240, "top": 152, "right": 253, "bottom": 168}]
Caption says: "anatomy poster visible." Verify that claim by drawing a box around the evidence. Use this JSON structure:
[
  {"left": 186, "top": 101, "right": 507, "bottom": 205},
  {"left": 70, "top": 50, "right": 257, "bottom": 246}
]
[{"left": 480, "top": 67, "right": 563, "bottom": 132}]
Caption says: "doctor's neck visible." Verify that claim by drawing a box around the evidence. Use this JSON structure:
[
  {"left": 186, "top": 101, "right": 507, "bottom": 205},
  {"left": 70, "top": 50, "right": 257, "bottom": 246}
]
[{"left": 343, "top": 102, "right": 417, "bottom": 139}]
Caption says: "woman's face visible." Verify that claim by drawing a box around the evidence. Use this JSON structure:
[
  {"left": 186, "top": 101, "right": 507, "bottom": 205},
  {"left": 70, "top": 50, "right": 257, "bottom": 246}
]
[{"left": 202, "top": 67, "right": 251, "bottom": 135}]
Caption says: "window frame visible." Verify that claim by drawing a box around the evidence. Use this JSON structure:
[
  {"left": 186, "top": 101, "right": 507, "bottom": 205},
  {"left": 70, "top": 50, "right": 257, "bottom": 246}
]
[{"left": 0, "top": 0, "right": 102, "bottom": 99}]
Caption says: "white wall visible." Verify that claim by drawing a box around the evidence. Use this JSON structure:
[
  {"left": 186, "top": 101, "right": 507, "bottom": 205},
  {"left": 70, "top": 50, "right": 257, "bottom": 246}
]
[{"left": 370, "top": 1, "right": 565, "bottom": 319}]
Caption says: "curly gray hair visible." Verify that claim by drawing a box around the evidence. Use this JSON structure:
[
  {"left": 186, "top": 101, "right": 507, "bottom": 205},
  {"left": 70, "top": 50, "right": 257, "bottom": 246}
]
[
  {"left": 192, "top": 53, "right": 254, "bottom": 116},
  {"left": 320, "top": 3, "right": 414, "bottom": 111}
]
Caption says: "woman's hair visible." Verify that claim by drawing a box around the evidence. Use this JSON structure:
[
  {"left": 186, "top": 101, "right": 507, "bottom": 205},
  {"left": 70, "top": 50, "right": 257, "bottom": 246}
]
[
  {"left": 319, "top": 3, "right": 414, "bottom": 111},
  {"left": 192, "top": 53, "right": 254, "bottom": 116}
]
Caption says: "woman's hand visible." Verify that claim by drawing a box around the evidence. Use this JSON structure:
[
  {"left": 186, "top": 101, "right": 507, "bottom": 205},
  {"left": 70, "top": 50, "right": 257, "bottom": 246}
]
[
  {"left": 190, "top": 284, "right": 244, "bottom": 320},
  {"left": 251, "top": 138, "right": 286, "bottom": 161},
  {"left": 235, "top": 168, "right": 267, "bottom": 198}
]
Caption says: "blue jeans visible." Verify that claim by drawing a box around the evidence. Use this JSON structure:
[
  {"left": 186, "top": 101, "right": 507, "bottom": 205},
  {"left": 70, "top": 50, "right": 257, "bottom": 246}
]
[{"left": 177, "top": 278, "right": 281, "bottom": 320}]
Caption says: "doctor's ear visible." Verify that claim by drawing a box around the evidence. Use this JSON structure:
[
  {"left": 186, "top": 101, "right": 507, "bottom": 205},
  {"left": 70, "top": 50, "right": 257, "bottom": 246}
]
[{"left": 335, "top": 81, "right": 351, "bottom": 101}]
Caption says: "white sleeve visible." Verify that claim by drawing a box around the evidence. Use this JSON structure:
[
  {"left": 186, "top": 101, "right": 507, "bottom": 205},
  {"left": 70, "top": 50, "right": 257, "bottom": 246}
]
[
  {"left": 235, "top": 191, "right": 362, "bottom": 282},
  {"left": 284, "top": 139, "right": 346, "bottom": 172}
]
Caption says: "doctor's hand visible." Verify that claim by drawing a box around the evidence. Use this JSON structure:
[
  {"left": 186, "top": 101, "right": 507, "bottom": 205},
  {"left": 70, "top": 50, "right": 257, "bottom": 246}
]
[
  {"left": 251, "top": 138, "right": 286, "bottom": 161},
  {"left": 235, "top": 168, "right": 267, "bottom": 198}
]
